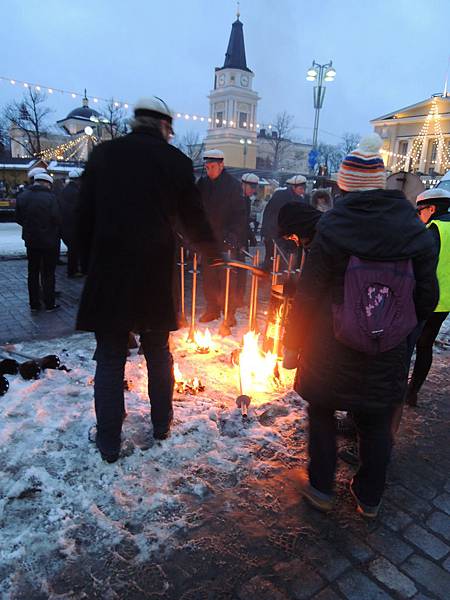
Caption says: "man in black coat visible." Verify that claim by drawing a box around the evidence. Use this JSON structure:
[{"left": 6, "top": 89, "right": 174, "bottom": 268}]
[
  {"left": 58, "top": 168, "right": 84, "bottom": 277},
  {"left": 283, "top": 135, "right": 439, "bottom": 517},
  {"left": 15, "top": 171, "right": 60, "bottom": 312},
  {"left": 197, "top": 150, "right": 247, "bottom": 325},
  {"left": 76, "top": 97, "right": 218, "bottom": 463},
  {"left": 261, "top": 175, "right": 308, "bottom": 271}
]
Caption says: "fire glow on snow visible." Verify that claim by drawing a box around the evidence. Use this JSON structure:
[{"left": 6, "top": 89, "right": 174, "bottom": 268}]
[{"left": 0, "top": 322, "right": 301, "bottom": 594}]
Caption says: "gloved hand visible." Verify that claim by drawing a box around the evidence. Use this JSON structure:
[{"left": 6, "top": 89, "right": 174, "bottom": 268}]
[{"left": 282, "top": 348, "right": 298, "bottom": 370}]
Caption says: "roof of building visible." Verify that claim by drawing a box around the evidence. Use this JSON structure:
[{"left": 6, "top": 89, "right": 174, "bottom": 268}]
[
  {"left": 221, "top": 17, "right": 252, "bottom": 73},
  {"left": 59, "top": 94, "right": 100, "bottom": 123},
  {"left": 371, "top": 94, "right": 450, "bottom": 123}
]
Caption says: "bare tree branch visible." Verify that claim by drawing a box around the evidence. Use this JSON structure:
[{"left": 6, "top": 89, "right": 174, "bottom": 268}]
[
  {"left": 100, "top": 99, "right": 129, "bottom": 138},
  {"left": 265, "top": 111, "right": 295, "bottom": 170},
  {"left": 174, "top": 131, "right": 204, "bottom": 163},
  {"left": 3, "top": 89, "right": 52, "bottom": 155},
  {"left": 340, "top": 132, "right": 361, "bottom": 155}
]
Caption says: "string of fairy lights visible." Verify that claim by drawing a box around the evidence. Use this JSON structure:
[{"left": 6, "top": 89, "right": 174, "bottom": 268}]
[
  {"left": 0, "top": 74, "right": 275, "bottom": 131},
  {"left": 386, "top": 98, "right": 450, "bottom": 172}
]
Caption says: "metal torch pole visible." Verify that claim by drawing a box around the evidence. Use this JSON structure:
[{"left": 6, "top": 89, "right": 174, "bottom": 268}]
[
  {"left": 179, "top": 246, "right": 188, "bottom": 327},
  {"left": 188, "top": 252, "right": 198, "bottom": 342},
  {"left": 219, "top": 249, "right": 232, "bottom": 337},
  {"left": 248, "top": 254, "right": 257, "bottom": 332},
  {"left": 271, "top": 241, "right": 278, "bottom": 286},
  {"left": 251, "top": 249, "right": 260, "bottom": 332}
]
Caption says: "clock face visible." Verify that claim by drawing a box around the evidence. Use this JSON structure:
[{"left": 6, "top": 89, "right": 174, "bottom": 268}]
[
  {"left": 218, "top": 74, "right": 226, "bottom": 86},
  {"left": 240, "top": 75, "right": 249, "bottom": 87}
]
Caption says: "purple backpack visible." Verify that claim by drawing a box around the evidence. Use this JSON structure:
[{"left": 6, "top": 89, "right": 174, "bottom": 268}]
[{"left": 332, "top": 256, "right": 417, "bottom": 355}]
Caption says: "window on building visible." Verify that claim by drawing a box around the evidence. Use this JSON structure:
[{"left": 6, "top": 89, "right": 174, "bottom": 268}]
[
  {"left": 239, "top": 112, "right": 248, "bottom": 128},
  {"left": 430, "top": 139, "right": 438, "bottom": 164},
  {"left": 215, "top": 112, "right": 223, "bottom": 128},
  {"left": 398, "top": 141, "right": 408, "bottom": 155}
]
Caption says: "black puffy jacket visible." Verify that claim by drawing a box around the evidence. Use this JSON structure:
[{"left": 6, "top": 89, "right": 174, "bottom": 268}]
[
  {"left": 284, "top": 189, "right": 439, "bottom": 413},
  {"left": 15, "top": 184, "right": 60, "bottom": 249}
]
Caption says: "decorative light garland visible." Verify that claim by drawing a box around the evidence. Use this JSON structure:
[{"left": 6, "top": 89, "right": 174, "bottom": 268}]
[{"left": 38, "top": 134, "right": 90, "bottom": 161}]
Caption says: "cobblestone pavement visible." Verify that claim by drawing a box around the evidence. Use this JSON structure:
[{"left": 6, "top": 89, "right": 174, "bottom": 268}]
[
  {"left": 2, "top": 257, "right": 450, "bottom": 599},
  {"left": 0, "top": 258, "right": 84, "bottom": 344}
]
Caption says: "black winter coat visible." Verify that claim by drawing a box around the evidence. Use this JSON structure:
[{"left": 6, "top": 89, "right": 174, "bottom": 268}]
[
  {"left": 76, "top": 128, "right": 217, "bottom": 333},
  {"left": 15, "top": 184, "right": 60, "bottom": 249},
  {"left": 197, "top": 170, "right": 247, "bottom": 248},
  {"left": 261, "top": 188, "right": 308, "bottom": 240},
  {"left": 284, "top": 189, "right": 439, "bottom": 413},
  {"left": 58, "top": 181, "right": 80, "bottom": 245}
]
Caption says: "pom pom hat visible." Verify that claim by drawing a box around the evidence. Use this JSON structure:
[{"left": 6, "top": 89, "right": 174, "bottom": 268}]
[{"left": 337, "top": 133, "right": 386, "bottom": 192}]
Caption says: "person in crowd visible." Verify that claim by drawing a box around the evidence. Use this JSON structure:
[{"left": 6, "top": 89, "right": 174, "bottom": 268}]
[
  {"left": 76, "top": 97, "right": 218, "bottom": 463},
  {"left": 58, "top": 168, "right": 84, "bottom": 278},
  {"left": 283, "top": 134, "right": 438, "bottom": 518},
  {"left": 15, "top": 172, "right": 61, "bottom": 312},
  {"left": 235, "top": 172, "right": 259, "bottom": 306},
  {"left": 261, "top": 175, "right": 308, "bottom": 271},
  {"left": 405, "top": 188, "right": 450, "bottom": 407},
  {"left": 311, "top": 188, "right": 333, "bottom": 213},
  {"left": 197, "top": 149, "right": 247, "bottom": 325}
]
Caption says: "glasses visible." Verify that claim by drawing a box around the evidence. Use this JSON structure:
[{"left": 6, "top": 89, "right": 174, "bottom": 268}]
[{"left": 416, "top": 205, "right": 430, "bottom": 213}]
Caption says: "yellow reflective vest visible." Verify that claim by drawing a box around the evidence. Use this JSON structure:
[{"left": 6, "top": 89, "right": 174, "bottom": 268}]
[{"left": 430, "top": 219, "right": 450, "bottom": 312}]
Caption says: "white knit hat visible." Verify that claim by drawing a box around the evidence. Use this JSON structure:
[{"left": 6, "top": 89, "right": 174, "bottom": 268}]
[{"left": 28, "top": 167, "right": 47, "bottom": 180}]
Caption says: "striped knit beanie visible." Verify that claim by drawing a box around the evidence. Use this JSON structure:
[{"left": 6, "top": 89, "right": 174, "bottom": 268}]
[{"left": 337, "top": 134, "right": 386, "bottom": 192}]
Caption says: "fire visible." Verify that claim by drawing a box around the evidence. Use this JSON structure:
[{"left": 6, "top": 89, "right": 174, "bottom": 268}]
[
  {"left": 193, "top": 328, "right": 213, "bottom": 353},
  {"left": 173, "top": 362, "right": 205, "bottom": 395},
  {"left": 238, "top": 331, "right": 279, "bottom": 398}
]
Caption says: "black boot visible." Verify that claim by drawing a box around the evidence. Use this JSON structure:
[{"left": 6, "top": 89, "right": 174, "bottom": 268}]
[{"left": 405, "top": 382, "right": 419, "bottom": 407}]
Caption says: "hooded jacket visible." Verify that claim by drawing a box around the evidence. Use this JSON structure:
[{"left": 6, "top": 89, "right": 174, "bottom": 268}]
[{"left": 284, "top": 189, "right": 439, "bottom": 412}]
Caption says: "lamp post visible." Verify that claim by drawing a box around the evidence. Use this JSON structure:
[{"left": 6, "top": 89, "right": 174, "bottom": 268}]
[
  {"left": 306, "top": 61, "right": 336, "bottom": 150},
  {"left": 240, "top": 138, "right": 252, "bottom": 168}
]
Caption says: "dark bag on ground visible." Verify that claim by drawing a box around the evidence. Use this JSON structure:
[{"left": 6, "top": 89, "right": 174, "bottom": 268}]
[{"left": 332, "top": 256, "right": 417, "bottom": 354}]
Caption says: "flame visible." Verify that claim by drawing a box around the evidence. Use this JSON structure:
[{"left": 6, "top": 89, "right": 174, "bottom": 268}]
[
  {"left": 173, "top": 362, "right": 204, "bottom": 395},
  {"left": 238, "top": 331, "right": 279, "bottom": 398},
  {"left": 193, "top": 328, "right": 213, "bottom": 352},
  {"left": 272, "top": 304, "right": 284, "bottom": 357}
]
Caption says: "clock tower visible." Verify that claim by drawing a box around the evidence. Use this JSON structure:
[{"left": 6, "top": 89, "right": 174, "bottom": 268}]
[{"left": 204, "top": 12, "right": 259, "bottom": 168}]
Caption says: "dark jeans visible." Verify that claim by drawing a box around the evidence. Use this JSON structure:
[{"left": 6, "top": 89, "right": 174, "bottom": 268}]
[
  {"left": 409, "top": 312, "right": 448, "bottom": 391},
  {"left": 94, "top": 330, "right": 174, "bottom": 455},
  {"left": 26, "top": 246, "right": 57, "bottom": 309},
  {"left": 308, "top": 403, "right": 395, "bottom": 506}
]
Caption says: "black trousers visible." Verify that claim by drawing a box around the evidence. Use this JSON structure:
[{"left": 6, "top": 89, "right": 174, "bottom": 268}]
[
  {"left": 308, "top": 403, "right": 395, "bottom": 506},
  {"left": 94, "top": 330, "right": 173, "bottom": 455},
  {"left": 409, "top": 312, "right": 449, "bottom": 392},
  {"left": 67, "top": 240, "right": 82, "bottom": 277},
  {"left": 202, "top": 257, "right": 237, "bottom": 314},
  {"left": 26, "top": 247, "right": 57, "bottom": 309}
]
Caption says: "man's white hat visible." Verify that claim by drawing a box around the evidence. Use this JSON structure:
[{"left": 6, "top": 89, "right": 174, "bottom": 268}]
[
  {"left": 241, "top": 172, "right": 259, "bottom": 184},
  {"left": 286, "top": 175, "right": 307, "bottom": 185},
  {"left": 416, "top": 188, "right": 450, "bottom": 205},
  {"left": 68, "top": 168, "right": 84, "bottom": 179},
  {"left": 203, "top": 149, "right": 224, "bottom": 161},
  {"left": 134, "top": 96, "right": 173, "bottom": 123},
  {"left": 34, "top": 172, "right": 53, "bottom": 185},
  {"left": 28, "top": 167, "right": 47, "bottom": 180}
]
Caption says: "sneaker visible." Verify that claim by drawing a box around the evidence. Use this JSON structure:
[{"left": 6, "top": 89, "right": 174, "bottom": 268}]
[
  {"left": 294, "top": 469, "right": 333, "bottom": 512},
  {"left": 199, "top": 309, "right": 221, "bottom": 323},
  {"left": 45, "top": 304, "right": 61, "bottom": 312},
  {"left": 349, "top": 479, "right": 381, "bottom": 519}
]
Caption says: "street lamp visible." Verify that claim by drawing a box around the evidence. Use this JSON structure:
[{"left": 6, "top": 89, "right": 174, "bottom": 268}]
[
  {"left": 240, "top": 138, "right": 252, "bottom": 168},
  {"left": 306, "top": 60, "right": 336, "bottom": 149}
]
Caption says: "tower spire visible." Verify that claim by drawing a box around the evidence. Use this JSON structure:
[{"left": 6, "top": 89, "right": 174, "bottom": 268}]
[
  {"left": 222, "top": 11, "right": 251, "bottom": 72},
  {"left": 236, "top": 1, "right": 240, "bottom": 20}
]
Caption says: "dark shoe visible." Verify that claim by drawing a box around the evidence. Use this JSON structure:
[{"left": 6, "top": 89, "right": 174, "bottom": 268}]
[
  {"left": 338, "top": 447, "right": 360, "bottom": 466},
  {"left": 294, "top": 469, "right": 333, "bottom": 512},
  {"left": 349, "top": 479, "right": 381, "bottom": 519},
  {"left": 88, "top": 425, "right": 120, "bottom": 463},
  {"left": 30, "top": 305, "right": 41, "bottom": 313},
  {"left": 199, "top": 309, "right": 221, "bottom": 323},
  {"left": 45, "top": 304, "right": 61, "bottom": 312},
  {"left": 153, "top": 424, "right": 171, "bottom": 440},
  {"left": 405, "top": 383, "right": 418, "bottom": 407},
  {"left": 57, "top": 259, "right": 66, "bottom": 265},
  {"left": 225, "top": 313, "right": 237, "bottom": 327}
]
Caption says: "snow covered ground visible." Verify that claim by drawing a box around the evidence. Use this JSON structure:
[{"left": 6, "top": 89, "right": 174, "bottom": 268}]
[
  {"left": 0, "top": 223, "right": 67, "bottom": 257},
  {"left": 0, "top": 323, "right": 300, "bottom": 595}
]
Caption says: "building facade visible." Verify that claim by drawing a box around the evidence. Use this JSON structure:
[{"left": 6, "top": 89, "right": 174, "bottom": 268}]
[
  {"left": 371, "top": 94, "right": 450, "bottom": 175},
  {"left": 204, "top": 14, "right": 259, "bottom": 168}
]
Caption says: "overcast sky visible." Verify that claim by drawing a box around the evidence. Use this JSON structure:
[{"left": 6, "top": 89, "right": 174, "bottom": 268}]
[{"left": 1, "top": 0, "right": 448, "bottom": 144}]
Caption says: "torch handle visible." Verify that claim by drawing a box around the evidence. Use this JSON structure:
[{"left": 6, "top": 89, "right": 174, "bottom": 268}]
[
  {"left": 251, "top": 250, "right": 260, "bottom": 331},
  {"left": 189, "top": 253, "right": 197, "bottom": 340},
  {"left": 222, "top": 249, "right": 231, "bottom": 322},
  {"left": 180, "top": 246, "right": 186, "bottom": 320}
]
